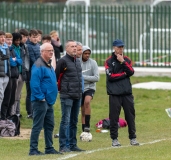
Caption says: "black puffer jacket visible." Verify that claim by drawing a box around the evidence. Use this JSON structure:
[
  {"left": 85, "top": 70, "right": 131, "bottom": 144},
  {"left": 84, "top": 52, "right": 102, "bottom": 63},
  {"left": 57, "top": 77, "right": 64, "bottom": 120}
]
[
  {"left": 56, "top": 53, "right": 82, "bottom": 99},
  {"left": 105, "top": 52, "right": 134, "bottom": 95},
  {"left": 0, "top": 49, "right": 11, "bottom": 77}
]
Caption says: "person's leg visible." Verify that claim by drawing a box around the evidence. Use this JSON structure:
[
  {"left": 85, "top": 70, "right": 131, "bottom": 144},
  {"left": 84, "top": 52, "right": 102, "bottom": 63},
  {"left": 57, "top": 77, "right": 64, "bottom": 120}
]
[
  {"left": 1, "top": 79, "right": 11, "bottom": 119},
  {"left": 122, "top": 95, "right": 136, "bottom": 139},
  {"left": 0, "top": 76, "right": 9, "bottom": 113},
  {"left": 7, "top": 78, "right": 17, "bottom": 117},
  {"left": 29, "top": 101, "right": 47, "bottom": 152},
  {"left": 59, "top": 98, "right": 72, "bottom": 150},
  {"left": 44, "top": 104, "right": 55, "bottom": 153},
  {"left": 69, "top": 99, "right": 81, "bottom": 148},
  {"left": 14, "top": 74, "right": 24, "bottom": 115},
  {"left": 109, "top": 95, "right": 121, "bottom": 140},
  {"left": 25, "top": 81, "right": 32, "bottom": 116},
  {"left": 82, "top": 89, "right": 95, "bottom": 131}
]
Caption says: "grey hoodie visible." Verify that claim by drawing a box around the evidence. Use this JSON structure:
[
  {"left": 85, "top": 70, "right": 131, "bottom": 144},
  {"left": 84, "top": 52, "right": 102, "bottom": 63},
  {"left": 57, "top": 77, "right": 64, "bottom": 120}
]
[{"left": 81, "top": 46, "right": 100, "bottom": 92}]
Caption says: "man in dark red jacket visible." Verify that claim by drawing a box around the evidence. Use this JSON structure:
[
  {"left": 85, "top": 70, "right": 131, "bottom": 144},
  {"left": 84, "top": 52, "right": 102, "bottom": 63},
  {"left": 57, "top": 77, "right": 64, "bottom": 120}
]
[{"left": 105, "top": 39, "right": 139, "bottom": 147}]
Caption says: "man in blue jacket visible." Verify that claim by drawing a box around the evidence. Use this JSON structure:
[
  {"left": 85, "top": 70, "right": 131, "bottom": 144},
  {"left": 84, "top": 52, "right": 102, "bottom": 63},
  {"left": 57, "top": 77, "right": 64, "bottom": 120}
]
[{"left": 29, "top": 43, "right": 62, "bottom": 156}]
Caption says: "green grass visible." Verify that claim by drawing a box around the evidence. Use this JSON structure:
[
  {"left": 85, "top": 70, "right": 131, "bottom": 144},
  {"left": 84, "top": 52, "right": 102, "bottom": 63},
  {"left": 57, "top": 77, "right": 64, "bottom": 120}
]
[{"left": 1, "top": 74, "right": 171, "bottom": 160}]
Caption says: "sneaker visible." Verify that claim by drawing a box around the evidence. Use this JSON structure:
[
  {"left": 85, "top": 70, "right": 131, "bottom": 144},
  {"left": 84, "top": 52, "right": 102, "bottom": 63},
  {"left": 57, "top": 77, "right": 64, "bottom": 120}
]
[
  {"left": 27, "top": 114, "right": 33, "bottom": 119},
  {"left": 130, "top": 138, "right": 139, "bottom": 146},
  {"left": 112, "top": 139, "right": 121, "bottom": 147},
  {"left": 45, "top": 149, "right": 63, "bottom": 155},
  {"left": 84, "top": 127, "right": 90, "bottom": 132},
  {"left": 70, "top": 146, "right": 85, "bottom": 152},
  {"left": 59, "top": 147, "right": 71, "bottom": 153},
  {"left": 29, "top": 150, "right": 45, "bottom": 156},
  {"left": 54, "top": 133, "right": 59, "bottom": 138},
  {"left": 165, "top": 108, "right": 171, "bottom": 118}
]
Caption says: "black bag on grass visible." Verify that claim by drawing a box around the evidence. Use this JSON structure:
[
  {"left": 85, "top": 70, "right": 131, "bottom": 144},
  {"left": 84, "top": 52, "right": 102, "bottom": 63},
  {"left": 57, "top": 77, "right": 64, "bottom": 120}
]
[
  {"left": 8, "top": 115, "right": 20, "bottom": 136},
  {"left": 102, "top": 119, "right": 110, "bottom": 129}
]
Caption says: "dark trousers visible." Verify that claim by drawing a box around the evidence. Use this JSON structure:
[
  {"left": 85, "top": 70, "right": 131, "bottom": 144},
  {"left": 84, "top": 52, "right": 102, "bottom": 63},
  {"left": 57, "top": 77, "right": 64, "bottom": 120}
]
[
  {"left": 109, "top": 94, "right": 136, "bottom": 140},
  {"left": 25, "top": 81, "right": 32, "bottom": 115},
  {"left": 30, "top": 101, "right": 54, "bottom": 152},
  {"left": 1, "top": 78, "right": 17, "bottom": 119}
]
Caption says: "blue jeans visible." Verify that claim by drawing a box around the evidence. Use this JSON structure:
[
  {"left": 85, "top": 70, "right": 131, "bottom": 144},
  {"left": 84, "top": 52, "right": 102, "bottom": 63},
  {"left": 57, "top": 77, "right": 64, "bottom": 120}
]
[
  {"left": 30, "top": 101, "right": 55, "bottom": 153},
  {"left": 59, "top": 98, "right": 81, "bottom": 149}
]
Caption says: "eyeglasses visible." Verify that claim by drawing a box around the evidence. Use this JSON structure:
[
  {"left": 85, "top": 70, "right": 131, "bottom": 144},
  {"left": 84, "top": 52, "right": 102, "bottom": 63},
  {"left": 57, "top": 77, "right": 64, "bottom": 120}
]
[{"left": 43, "top": 50, "right": 54, "bottom": 53}]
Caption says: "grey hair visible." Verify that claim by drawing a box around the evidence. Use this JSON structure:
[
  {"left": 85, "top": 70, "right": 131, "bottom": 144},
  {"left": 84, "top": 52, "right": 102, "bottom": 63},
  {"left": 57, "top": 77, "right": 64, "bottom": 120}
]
[
  {"left": 65, "top": 40, "right": 76, "bottom": 48},
  {"left": 76, "top": 41, "right": 82, "bottom": 46},
  {"left": 40, "top": 44, "right": 46, "bottom": 52}
]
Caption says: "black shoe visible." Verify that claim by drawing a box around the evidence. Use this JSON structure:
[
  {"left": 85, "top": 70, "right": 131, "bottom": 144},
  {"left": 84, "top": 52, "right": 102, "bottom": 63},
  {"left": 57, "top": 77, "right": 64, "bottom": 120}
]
[
  {"left": 70, "top": 146, "right": 85, "bottom": 152},
  {"left": 29, "top": 150, "right": 45, "bottom": 156},
  {"left": 59, "top": 147, "right": 71, "bottom": 153},
  {"left": 45, "top": 149, "right": 63, "bottom": 155}
]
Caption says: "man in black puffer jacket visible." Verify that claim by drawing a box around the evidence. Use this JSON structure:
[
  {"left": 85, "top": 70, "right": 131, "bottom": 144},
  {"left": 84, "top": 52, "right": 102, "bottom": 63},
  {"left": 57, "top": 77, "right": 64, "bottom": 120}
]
[
  {"left": 56, "top": 40, "right": 84, "bottom": 153},
  {"left": 105, "top": 39, "right": 139, "bottom": 147}
]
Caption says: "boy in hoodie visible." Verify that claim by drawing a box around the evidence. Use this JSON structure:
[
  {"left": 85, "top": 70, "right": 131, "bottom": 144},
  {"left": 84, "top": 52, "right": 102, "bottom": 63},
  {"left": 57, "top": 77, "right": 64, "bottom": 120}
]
[
  {"left": 12, "top": 30, "right": 30, "bottom": 118},
  {"left": 26, "top": 29, "right": 40, "bottom": 118},
  {"left": 80, "top": 46, "right": 100, "bottom": 132}
]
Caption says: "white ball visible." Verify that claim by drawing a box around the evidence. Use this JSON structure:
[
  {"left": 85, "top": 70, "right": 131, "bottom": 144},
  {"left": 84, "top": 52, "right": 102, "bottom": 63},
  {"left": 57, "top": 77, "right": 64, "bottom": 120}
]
[{"left": 80, "top": 132, "right": 92, "bottom": 142}]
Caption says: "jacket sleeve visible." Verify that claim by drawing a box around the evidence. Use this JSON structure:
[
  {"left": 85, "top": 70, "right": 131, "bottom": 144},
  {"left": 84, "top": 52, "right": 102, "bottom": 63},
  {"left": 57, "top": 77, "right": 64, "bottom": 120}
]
[
  {"left": 83, "top": 60, "right": 100, "bottom": 82},
  {"left": 56, "top": 59, "right": 67, "bottom": 91},
  {"left": 30, "top": 65, "right": 44, "bottom": 100},
  {"left": 15, "top": 53, "right": 22, "bottom": 66},
  {"left": 28, "top": 45, "right": 37, "bottom": 64},
  {"left": 122, "top": 57, "right": 134, "bottom": 77},
  {"left": 105, "top": 56, "right": 126, "bottom": 82}
]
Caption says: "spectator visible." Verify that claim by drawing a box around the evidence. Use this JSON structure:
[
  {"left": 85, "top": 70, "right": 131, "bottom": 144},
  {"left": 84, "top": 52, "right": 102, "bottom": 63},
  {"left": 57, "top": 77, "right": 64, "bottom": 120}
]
[
  {"left": 80, "top": 46, "right": 100, "bottom": 132},
  {"left": 26, "top": 29, "right": 40, "bottom": 119},
  {"left": 29, "top": 43, "right": 62, "bottom": 156},
  {"left": 37, "top": 29, "right": 43, "bottom": 44},
  {"left": 56, "top": 40, "right": 84, "bottom": 152},
  {"left": 42, "top": 35, "right": 56, "bottom": 70},
  {"left": 50, "top": 30, "right": 63, "bottom": 64},
  {"left": 11, "top": 29, "right": 30, "bottom": 117},
  {"left": 104, "top": 39, "right": 139, "bottom": 147},
  {"left": 0, "top": 31, "right": 10, "bottom": 118},
  {"left": 1, "top": 32, "right": 22, "bottom": 119},
  {"left": 5, "top": 33, "right": 13, "bottom": 47}
]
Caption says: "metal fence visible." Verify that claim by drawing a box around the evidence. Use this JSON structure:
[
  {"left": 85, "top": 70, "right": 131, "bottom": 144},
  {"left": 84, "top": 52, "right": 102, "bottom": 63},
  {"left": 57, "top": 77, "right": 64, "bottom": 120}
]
[{"left": 0, "top": 2, "right": 171, "bottom": 67}]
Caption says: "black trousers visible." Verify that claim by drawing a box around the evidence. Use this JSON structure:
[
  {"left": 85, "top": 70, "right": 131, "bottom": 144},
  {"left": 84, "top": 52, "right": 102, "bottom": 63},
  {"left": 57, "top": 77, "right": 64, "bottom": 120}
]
[
  {"left": 25, "top": 81, "right": 32, "bottom": 115},
  {"left": 1, "top": 78, "right": 17, "bottom": 119},
  {"left": 109, "top": 94, "right": 136, "bottom": 140}
]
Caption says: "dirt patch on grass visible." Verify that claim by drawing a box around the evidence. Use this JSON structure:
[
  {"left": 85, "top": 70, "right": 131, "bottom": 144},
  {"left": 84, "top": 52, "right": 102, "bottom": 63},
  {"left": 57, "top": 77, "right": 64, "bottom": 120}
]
[{"left": 3, "top": 128, "right": 31, "bottom": 140}]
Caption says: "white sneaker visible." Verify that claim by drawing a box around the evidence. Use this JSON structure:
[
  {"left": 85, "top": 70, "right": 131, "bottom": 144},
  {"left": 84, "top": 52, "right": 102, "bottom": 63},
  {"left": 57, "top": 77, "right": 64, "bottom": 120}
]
[{"left": 165, "top": 108, "right": 171, "bottom": 118}]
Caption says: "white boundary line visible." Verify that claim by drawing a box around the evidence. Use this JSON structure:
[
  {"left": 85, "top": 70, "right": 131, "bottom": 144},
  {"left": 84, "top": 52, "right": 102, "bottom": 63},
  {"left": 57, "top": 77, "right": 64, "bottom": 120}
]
[{"left": 56, "top": 138, "right": 168, "bottom": 160}]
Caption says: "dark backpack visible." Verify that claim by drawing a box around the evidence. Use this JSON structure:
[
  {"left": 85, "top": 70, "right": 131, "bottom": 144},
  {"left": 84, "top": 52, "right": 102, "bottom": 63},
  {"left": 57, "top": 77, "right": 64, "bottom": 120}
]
[
  {"left": 7, "top": 115, "right": 20, "bottom": 136},
  {"left": 102, "top": 118, "right": 110, "bottom": 129}
]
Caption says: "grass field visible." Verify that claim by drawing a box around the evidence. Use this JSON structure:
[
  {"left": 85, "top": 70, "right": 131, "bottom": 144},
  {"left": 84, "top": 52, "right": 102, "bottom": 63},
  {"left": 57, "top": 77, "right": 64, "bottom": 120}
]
[{"left": 0, "top": 74, "right": 171, "bottom": 160}]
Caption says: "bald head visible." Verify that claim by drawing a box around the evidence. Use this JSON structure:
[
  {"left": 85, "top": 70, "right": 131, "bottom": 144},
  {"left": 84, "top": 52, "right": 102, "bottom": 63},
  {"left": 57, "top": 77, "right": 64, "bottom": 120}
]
[{"left": 40, "top": 43, "right": 54, "bottom": 62}]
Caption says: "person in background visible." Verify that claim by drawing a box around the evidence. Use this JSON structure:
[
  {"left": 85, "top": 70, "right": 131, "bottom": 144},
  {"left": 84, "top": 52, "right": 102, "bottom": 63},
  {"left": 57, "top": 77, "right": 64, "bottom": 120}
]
[
  {"left": 50, "top": 30, "right": 63, "bottom": 65},
  {"left": 5, "top": 33, "right": 13, "bottom": 47},
  {"left": 1, "top": 32, "right": 22, "bottom": 119},
  {"left": 104, "top": 39, "right": 139, "bottom": 147},
  {"left": 29, "top": 43, "right": 62, "bottom": 156},
  {"left": 80, "top": 46, "right": 100, "bottom": 132},
  {"left": 42, "top": 35, "right": 56, "bottom": 70},
  {"left": 37, "top": 29, "right": 43, "bottom": 45},
  {"left": 11, "top": 29, "right": 30, "bottom": 117},
  {"left": 26, "top": 29, "right": 40, "bottom": 119},
  {"left": 56, "top": 40, "right": 84, "bottom": 153},
  {"left": 0, "top": 31, "right": 10, "bottom": 118}
]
